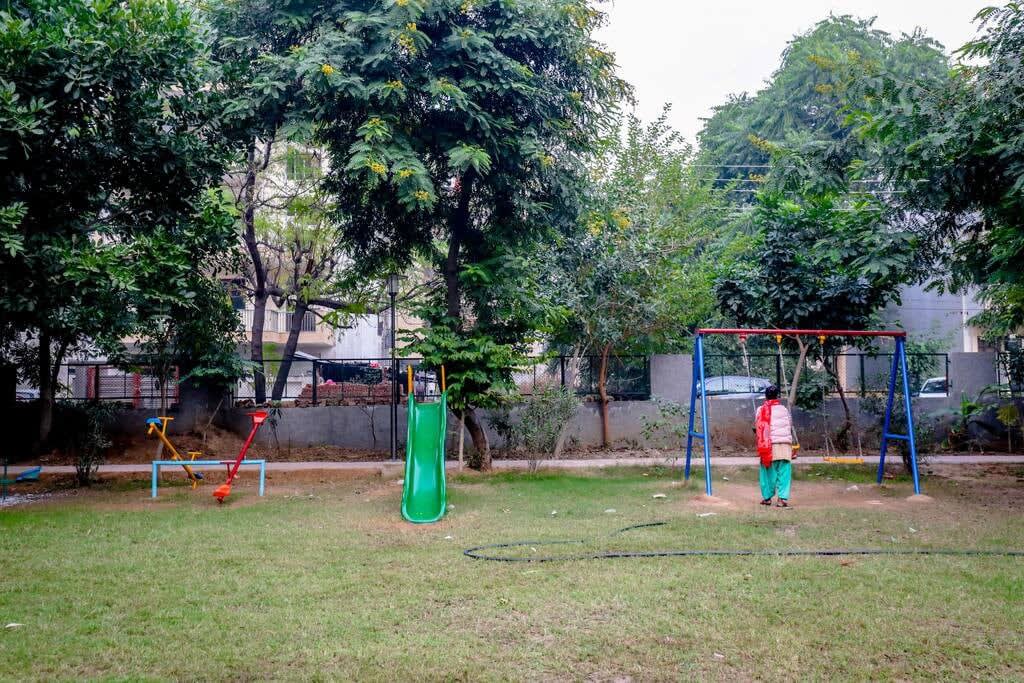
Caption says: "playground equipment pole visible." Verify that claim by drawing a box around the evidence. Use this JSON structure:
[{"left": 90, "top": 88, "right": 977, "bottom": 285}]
[
  {"left": 388, "top": 274, "right": 399, "bottom": 462},
  {"left": 687, "top": 329, "right": 922, "bottom": 496}
]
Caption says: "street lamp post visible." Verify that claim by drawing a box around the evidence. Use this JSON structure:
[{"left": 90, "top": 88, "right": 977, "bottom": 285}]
[{"left": 387, "top": 274, "right": 400, "bottom": 462}]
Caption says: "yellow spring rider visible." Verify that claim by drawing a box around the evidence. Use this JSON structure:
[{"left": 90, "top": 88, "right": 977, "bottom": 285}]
[{"left": 145, "top": 417, "right": 204, "bottom": 488}]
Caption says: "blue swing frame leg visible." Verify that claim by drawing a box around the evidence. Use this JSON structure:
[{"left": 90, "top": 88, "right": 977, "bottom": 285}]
[
  {"left": 877, "top": 337, "right": 922, "bottom": 494},
  {"left": 684, "top": 334, "right": 714, "bottom": 496}
]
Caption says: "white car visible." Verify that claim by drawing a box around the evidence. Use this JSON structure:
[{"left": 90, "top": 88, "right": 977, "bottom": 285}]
[
  {"left": 917, "top": 376, "right": 948, "bottom": 398},
  {"left": 698, "top": 375, "right": 773, "bottom": 399}
]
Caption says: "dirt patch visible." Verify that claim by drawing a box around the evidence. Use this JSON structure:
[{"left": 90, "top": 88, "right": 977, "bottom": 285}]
[{"left": 680, "top": 478, "right": 926, "bottom": 512}]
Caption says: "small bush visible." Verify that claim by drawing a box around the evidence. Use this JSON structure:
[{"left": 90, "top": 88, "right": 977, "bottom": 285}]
[
  {"left": 53, "top": 401, "right": 119, "bottom": 486},
  {"left": 639, "top": 398, "right": 689, "bottom": 448},
  {"left": 489, "top": 387, "right": 581, "bottom": 472}
]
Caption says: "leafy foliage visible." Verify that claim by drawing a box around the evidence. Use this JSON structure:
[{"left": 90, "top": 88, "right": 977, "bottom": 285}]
[
  {"left": 715, "top": 193, "right": 916, "bottom": 333},
  {"left": 0, "top": 0, "right": 238, "bottom": 443},
  {"left": 489, "top": 385, "right": 581, "bottom": 471},
  {"left": 547, "top": 107, "right": 736, "bottom": 357},
  {"left": 842, "top": 3, "right": 1024, "bottom": 337},
  {"left": 52, "top": 401, "right": 119, "bottom": 486},
  {"left": 300, "top": 0, "right": 626, "bottom": 465},
  {"left": 698, "top": 15, "right": 948, "bottom": 191}
]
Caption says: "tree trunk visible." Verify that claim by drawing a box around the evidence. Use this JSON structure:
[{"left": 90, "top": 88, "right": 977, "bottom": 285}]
[
  {"left": 36, "top": 334, "right": 68, "bottom": 450},
  {"left": 250, "top": 293, "right": 268, "bottom": 403},
  {"left": 37, "top": 332, "right": 53, "bottom": 449},
  {"left": 0, "top": 362, "right": 15, "bottom": 409},
  {"left": 825, "top": 359, "right": 851, "bottom": 450},
  {"left": 553, "top": 350, "right": 584, "bottom": 460},
  {"left": 464, "top": 407, "right": 490, "bottom": 470},
  {"left": 445, "top": 173, "right": 473, "bottom": 321},
  {"left": 457, "top": 409, "right": 465, "bottom": 471},
  {"left": 271, "top": 302, "right": 309, "bottom": 401},
  {"left": 787, "top": 337, "right": 809, "bottom": 409},
  {"left": 444, "top": 174, "right": 488, "bottom": 466},
  {"left": 241, "top": 141, "right": 271, "bottom": 404},
  {"left": 598, "top": 343, "right": 611, "bottom": 447}
]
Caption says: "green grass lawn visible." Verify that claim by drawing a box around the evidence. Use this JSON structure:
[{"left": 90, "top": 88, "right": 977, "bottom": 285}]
[{"left": 2, "top": 466, "right": 1023, "bottom": 681}]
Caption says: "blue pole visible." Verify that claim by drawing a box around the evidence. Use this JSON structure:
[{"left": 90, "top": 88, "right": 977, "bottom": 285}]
[
  {"left": 684, "top": 337, "right": 701, "bottom": 481},
  {"left": 697, "top": 335, "right": 713, "bottom": 496},
  {"left": 898, "top": 338, "right": 923, "bottom": 495},
  {"left": 878, "top": 346, "right": 899, "bottom": 484},
  {"left": 258, "top": 461, "right": 266, "bottom": 496},
  {"left": 151, "top": 462, "right": 159, "bottom": 499}
]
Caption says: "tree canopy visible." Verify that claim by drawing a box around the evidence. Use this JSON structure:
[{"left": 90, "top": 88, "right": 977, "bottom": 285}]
[
  {"left": 698, "top": 15, "right": 949, "bottom": 192},
  {"left": 0, "top": 0, "right": 237, "bottom": 444},
  {"left": 843, "top": 3, "right": 1024, "bottom": 337}
]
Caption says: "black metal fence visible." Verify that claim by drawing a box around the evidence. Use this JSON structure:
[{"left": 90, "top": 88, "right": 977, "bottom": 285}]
[
  {"left": 30, "top": 363, "right": 180, "bottom": 408},
  {"left": 998, "top": 350, "right": 1024, "bottom": 398},
  {"left": 701, "top": 352, "right": 950, "bottom": 397},
  {"left": 49, "top": 351, "right": 954, "bottom": 406},
  {"left": 234, "top": 355, "right": 652, "bottom": 404}
]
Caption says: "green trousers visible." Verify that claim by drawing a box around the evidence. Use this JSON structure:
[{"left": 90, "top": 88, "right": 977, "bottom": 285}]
[{"left": 759, "top": 460, "right": 792, "bottom": 501}]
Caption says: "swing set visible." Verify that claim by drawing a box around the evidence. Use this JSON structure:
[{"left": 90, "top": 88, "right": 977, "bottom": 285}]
[{"left": 685, "top": 328, "right": 922, "bottom": 497}]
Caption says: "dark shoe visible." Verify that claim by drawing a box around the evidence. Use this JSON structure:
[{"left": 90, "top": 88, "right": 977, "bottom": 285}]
[
  {"left": 777, "top": 499, "right": 790, "bottom": 508},
  {"left": 760, "top": 498, "right": 773, "bottom": 506}
]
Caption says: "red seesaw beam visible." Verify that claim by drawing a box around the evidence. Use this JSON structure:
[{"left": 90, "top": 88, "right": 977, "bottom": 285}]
[{"left": 696, "top": 328, "right": 906, "bottom": 338}]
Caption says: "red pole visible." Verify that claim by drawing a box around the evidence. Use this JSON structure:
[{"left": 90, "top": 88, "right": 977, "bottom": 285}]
[
  {"left": 696, "top": 328, "right": 906, "bottom": 338},
  {"left": 224, "top": 411, "right": 267, "bottom": 486}
]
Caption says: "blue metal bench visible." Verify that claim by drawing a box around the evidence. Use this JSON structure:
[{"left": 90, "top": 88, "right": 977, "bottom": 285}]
[{"left": 151, "top": 460, "right": 266, "bottom": 499}]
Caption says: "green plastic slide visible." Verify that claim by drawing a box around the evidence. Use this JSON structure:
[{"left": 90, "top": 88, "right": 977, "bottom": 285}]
[{"left": 401, "top": 391, "right": 447, "bottom": 523}]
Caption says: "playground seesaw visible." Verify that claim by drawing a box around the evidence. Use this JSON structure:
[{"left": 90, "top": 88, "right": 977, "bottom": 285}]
[{"left": 146, "top": 411, "right": 268, "bottom": 502}]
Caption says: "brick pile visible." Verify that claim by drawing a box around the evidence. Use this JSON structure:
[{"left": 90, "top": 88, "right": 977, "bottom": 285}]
[{"left": 294, "top": 381, "right": 395, "bottom": 407}]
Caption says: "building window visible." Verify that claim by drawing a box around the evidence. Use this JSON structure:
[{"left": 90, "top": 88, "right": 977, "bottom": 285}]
[{"left": 285, "top": 148, "right": 321, "bottom": 182}]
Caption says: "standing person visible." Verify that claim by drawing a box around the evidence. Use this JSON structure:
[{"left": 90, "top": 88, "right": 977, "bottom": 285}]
[{"left": 755, "top": 385, "right": 795, "bottom": 507}]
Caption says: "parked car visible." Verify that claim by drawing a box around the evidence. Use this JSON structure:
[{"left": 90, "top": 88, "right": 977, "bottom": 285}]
[
  {"left": 917, "top": 376, "right": 948, "bottom": 398},
  {"left": 317, "top": 361, "right": 384, "bottom": 385},
  {"left": 698, "top": 375, "right": 773, "bottom": 399}
]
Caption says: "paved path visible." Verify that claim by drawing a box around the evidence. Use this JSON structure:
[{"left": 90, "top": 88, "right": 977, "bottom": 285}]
[{"left": 7, "top": 454, "right": 1024, "bottom": 476}]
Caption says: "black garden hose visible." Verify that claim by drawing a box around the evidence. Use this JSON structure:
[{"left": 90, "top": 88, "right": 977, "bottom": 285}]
[{"left": 463, "top": 522, "right": 1024, "bottom": 563}]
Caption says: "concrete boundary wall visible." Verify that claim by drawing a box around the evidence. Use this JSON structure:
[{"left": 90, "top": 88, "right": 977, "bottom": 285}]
[{"left": 106, "top": 352, "right": 1002, "bottom": 454}]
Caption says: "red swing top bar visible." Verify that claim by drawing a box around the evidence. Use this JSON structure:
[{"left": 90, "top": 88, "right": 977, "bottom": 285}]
[{"left": 697, "top": 328, "right": 906, "bottom": 338}]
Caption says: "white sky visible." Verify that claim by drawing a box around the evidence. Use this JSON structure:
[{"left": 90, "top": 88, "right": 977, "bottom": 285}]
[{"left": 595, "top": 0, "right": 992, "bottom": 143}]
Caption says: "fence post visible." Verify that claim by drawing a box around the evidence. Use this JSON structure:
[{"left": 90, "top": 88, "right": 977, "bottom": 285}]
[
  {"left": 946, "top": 354, "right": 951, "bottom": 395},
  {"left": 859, "top": 354, "right": 866, "bottom": 398},
  {"left": 560, "top": 356, "right": 566, "bottom": 389},
  {"left": 775, "top": 354, "right": 782, "bottom": 388},
  {"left": 311, "top": 360, "right": 319, "bottom": 405},
  {"left": 94, "top": 364, "right": 101, "bottom": 401}
]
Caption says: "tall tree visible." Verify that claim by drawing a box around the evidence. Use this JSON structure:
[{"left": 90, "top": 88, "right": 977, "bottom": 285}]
[
  {"left": 305, "top": 0, "right": 627, "bottom": 467},
  {"left": 207, "top": 0, "right": 329, "bottom": 404},
  {"left": 715, "top": 191, "right": 918, "bottom": 439},
  {"left": 843, "top": 3, "right": 1024, "bottom": 337},
  {"left": 545, "top": 107, "right": 734, "bottom": 445},
  {"left": 0, "top": 0, "right": 233, "bottom": 445},
  {"left": 255, "top": 178, "right": 368, "bottom": 401}
]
